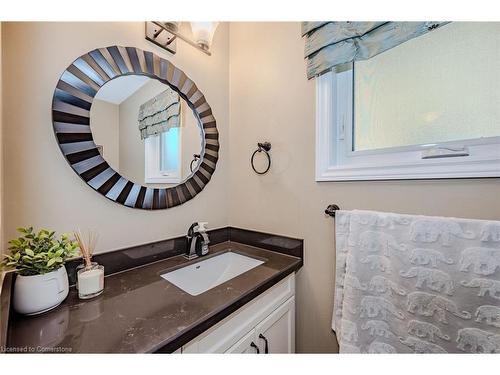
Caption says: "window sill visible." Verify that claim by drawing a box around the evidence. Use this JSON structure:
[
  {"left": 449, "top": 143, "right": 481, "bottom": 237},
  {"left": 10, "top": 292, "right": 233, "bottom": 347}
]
[
  {"left": 145, "top": 176, "right": 181, "bottom": 184},
  {"left": 316, "top": 158, "right": 500, "bottom": 181}
]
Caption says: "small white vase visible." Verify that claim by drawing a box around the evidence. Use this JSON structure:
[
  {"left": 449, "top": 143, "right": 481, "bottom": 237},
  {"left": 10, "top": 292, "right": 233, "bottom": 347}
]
[{"left": 13, "top": 266, "right": 69, "bottom": 315}]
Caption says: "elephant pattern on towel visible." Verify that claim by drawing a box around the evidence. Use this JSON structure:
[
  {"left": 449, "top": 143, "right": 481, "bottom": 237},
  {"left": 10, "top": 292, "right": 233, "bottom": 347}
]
[
  {"left": 456, "top": 328, "right": 500, "bottom": 353},
  {"left": 335, "top": 274, "right": 346, "bottom": 288},
  {"left": 475, "top": 306, "right": 500, "bottom": 328},
  {"left": 344, "top": 275, "right": 367, "bottom": 291},
  {"left": 336, "top": 252, "right": 357, "bottom": 274},
  {"left": 368, "top": 341, "right": 397, "bottom": 354},
  {"left": 480, "top": 222, "right": 500, "bottom": 242},
  {"left": 460, "top": 278, "right": 500, "bottom": 299},
  {"left": 361, "top": 320, "right": 395, "bottom": 338},
  {"left": 352, "top": 212, "right": 411, "bottom": 230},
  {"left": 459, "top": 247, "right": 500, "bottom": 276},
  {"left": 407, "top": 320, "right": 450, "bottom": 342},
  {"left": 410, "top": 220, "right": 475, "bottom": 246},
  {"left": 336, "top": 242, "right": 349, "bottom": 254},
  {"left": 360, "top": 255, "right": 391, "bottom": 273},
  {"left": 399, "top": 336, "right": 447, "bottom": 353},
  {"left": 406, "top": 292, "right": 471, "bottom": 323},
  {"left": 336, "top": 213, "right": 350, "bottom": 234},
  {"left": 359, "top": 296, "right": 404, "bottom": 320},
  {"left": 368, "top": 275, "right": 407, "bottom": 296},
  {"left": 340, "top": 343, "right": 361, "bottom": 353},
  {"left": 400, "top": 267, "right": 455, "bottom": 295},
  {"left": 409, "top": 248, "right": 454, "bottom": 268},
  {"left": 333, "top": 210, "right": 500, "bottom": 354},
  {"left": 336, "top": 233, "right": 350, "bottom": 254},
  {"left": 341, "top": 320, "right": 358, "bottom": 343},
  {"left": 358, "top": 231, "right": 408, "bottom": 256}
]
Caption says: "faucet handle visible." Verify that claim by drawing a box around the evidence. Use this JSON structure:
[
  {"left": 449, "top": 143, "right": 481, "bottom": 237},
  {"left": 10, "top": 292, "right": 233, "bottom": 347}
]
[
  {"left": 198, "top": 222, "right": 208, "bottom": 232},
  {"left": 199, "top": 222, "right": 210, "bottom": 249}
]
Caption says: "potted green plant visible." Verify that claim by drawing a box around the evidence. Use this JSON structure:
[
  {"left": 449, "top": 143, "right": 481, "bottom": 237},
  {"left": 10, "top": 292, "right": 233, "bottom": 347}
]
[{"left": 1, "top": 227, "right": 79, "bottom": 315}]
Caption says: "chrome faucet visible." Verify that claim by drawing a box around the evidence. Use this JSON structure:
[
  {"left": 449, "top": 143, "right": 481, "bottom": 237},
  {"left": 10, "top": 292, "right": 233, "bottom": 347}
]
[{"left": 185, "top": 222, "right": 210, "bottom": 260}]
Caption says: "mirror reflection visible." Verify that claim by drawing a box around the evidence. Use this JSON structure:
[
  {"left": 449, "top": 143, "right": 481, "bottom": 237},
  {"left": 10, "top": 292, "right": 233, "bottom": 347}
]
[{"left": 90, "top": 75, "right": 203, "bottom": 187}]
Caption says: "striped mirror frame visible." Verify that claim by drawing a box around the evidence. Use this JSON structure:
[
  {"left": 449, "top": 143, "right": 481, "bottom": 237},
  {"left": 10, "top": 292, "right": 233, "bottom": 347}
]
[{"left": 52, "top": 46, "right": 219, "bottom": 210}]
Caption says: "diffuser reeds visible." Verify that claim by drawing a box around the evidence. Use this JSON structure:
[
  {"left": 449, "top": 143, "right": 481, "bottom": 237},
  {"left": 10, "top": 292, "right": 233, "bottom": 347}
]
[{"left": 74, "top": 230, "right": 98, "bottom": 268}]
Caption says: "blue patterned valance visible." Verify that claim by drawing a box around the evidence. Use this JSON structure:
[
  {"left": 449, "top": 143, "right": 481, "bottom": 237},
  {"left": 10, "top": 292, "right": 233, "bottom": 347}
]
[{"left": 302, "top": 22, "right": 450, "bottom": 79}]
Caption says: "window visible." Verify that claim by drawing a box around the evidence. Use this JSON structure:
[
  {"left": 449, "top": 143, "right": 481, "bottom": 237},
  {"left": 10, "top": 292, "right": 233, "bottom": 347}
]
[
  {"left": 316, "top": 22, "right": 500, "bottom": 181},
  {"left": 145, "top": 128, "right": 182, "bottom": 183}
]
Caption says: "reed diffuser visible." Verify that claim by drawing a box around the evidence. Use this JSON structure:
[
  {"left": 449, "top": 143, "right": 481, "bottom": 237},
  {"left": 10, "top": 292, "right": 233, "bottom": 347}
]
[{"left": 74, "top": 230, "right": 104, "bottom": 299}]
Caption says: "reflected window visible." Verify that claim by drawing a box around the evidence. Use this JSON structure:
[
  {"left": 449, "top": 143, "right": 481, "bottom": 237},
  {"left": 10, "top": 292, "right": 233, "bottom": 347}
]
[
  {"left": 160, "top": 128, "right": 181, "bottom": 175},
  {"left": 145, "top": 128, "right": 182, "bottom": 184}
]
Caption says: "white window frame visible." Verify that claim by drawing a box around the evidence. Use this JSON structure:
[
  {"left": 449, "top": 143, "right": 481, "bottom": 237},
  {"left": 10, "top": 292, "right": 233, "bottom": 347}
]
[
  {"left": 144, "top": 130, "right": 182, "bottom": 184},
  {"left": 315, "top": 68, "right": 500, "bottom": 181}
]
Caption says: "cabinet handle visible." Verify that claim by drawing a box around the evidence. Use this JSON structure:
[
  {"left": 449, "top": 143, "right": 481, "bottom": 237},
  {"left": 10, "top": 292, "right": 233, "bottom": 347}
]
[
  {"left": 250, "top": 341, "right": 260, "bottom": 354},
  {"left": 258, "top": 334, "right": 269, "bottom": 354}
]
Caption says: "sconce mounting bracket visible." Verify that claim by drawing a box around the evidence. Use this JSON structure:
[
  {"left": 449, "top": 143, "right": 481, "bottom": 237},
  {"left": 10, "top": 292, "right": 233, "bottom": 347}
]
[{"left": 145, "top": 21, "right": 177, "bottom": 54}]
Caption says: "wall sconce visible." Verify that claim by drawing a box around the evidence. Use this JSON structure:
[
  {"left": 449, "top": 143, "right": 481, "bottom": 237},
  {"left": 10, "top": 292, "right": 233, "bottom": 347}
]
[{"left": 145, "top": 21, "right": 219, "bottom": 56}]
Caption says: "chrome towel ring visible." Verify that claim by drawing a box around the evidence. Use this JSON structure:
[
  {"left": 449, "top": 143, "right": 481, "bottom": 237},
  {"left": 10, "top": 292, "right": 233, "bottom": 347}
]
[
  {"left": 190, "top": 154, "right": 201, "bottom": 173},
  {"left": 251, "top": 142, "right": 272, "bottom": 175}
]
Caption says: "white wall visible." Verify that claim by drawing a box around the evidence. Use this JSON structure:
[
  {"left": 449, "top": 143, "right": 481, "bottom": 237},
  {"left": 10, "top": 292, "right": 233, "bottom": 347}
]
[
  {"left": 2, "top": 22, "right": 230, "bottom": 253},
  {"left": 228, "top": 22, "right": 500, "bottom": 353}
]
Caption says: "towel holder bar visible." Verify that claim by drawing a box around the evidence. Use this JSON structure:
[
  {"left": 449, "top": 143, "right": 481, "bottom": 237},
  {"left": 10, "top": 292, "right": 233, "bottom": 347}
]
[{"left": 325, "top": 204, "right": 340, "bottom": 217}]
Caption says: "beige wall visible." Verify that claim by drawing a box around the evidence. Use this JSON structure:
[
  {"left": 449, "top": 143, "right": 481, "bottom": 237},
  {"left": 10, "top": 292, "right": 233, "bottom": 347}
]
[
  {"left": 2, "top": 22, "right": 230, "bottom": 253},
  {"left": 91, "top": 99, "right": 120, "bottom": 170},
  {"left": 180, "top": 103, "right": 204, "bottom": 180},
  {"left": 2, "top": 21, "right": 500, "bottom": 354},
  {"left": 118, "top": 80, "right": 165, "bottom": 184},
  {"left": 0, "top": 22, "right": 3, "bottom": 256},
  {"left": 228, "top": 22, "right": 500, "bottom": 353}
]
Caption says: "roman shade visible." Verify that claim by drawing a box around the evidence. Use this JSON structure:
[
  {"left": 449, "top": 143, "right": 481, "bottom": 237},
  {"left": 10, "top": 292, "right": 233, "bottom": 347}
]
[
  {"left": 302, "top": 21, "right": 450, "bottom": 79},
  {"left": 138, "top": 87, "right": 181, "bottom": 140}
]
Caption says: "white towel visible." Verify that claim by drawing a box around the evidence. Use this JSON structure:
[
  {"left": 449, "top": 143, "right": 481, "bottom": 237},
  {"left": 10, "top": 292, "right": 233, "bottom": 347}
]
[{"left": 332, "top": 210, "right": 500, "bottom": 353}]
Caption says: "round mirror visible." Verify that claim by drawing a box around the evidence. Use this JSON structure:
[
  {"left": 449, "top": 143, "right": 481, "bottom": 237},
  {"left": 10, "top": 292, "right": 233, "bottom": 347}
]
[
  {"left": 90, "top": 76, "right": 203, "bottom": 187},
  {"left": 52, "top": 46, "right": 219, "bottom": 210}
]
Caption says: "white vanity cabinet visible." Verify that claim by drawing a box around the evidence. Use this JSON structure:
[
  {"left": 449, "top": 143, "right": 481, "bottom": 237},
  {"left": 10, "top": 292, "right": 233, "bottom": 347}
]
[
  {"left": 225, "top": 328, "right": 259, "bottom": 353},
  {"left": 181, "top": 274, "right": 295, "bottom": 354},
  {"left": 225, "top": 297, "right": 295, "bottom": 354}
]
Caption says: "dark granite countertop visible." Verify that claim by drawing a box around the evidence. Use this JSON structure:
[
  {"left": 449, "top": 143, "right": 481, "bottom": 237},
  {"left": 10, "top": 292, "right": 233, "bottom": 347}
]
[
  {"left": 1, "top": 271, "right": 13, "bottom": 350},
  {"left": 6, "top": 241, "right": 302, "bottom": 353}
]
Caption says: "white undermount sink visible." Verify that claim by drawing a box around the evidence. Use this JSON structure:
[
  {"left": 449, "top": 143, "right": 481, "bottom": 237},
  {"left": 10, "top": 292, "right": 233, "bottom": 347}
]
[{"left": 160, "top": 251, "right": 265, "bottom": 296}]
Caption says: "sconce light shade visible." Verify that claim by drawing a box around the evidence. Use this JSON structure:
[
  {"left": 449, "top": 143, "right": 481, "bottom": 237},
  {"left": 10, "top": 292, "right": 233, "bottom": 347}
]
[{"left": 190, "top": 22, "right": 219, "bottom": 51}]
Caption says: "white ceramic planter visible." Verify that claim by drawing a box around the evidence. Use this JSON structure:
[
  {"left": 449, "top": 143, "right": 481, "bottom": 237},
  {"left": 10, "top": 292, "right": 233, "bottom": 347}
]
[{"left": 13, "top": 266, "right": 69, "bottom": 315}]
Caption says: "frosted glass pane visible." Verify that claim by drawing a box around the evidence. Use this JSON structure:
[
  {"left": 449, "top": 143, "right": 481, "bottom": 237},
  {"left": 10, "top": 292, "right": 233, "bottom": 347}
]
[
  {"left": 354, "top": 22, "right": 500, "bottom": 151},
  {"left": 160, "top": 128, "right": 180, "bottom": 172}
]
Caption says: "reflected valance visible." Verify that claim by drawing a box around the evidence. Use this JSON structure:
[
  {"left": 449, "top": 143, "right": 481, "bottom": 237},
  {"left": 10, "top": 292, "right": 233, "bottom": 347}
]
[{"left": 138, "top": 87, "right": 181, "bottom": 140}]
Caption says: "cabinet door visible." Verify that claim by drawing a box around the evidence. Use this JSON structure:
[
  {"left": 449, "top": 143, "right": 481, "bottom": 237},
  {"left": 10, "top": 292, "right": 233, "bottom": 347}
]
[
  {"left": 182, "top": 274, "right": 295, "bottom": 353},
  {"left": 225, "top": 329, "right": 259, "bottom": 354},
  {"left": 255, "top": 296, "right": 295, "bottom": 353}
]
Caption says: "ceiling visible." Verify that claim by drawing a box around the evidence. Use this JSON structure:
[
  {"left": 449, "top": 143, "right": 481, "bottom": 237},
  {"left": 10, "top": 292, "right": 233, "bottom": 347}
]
[{"left": 95, "top": 75, "right": 151, "bottom": 105}]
